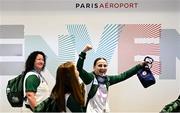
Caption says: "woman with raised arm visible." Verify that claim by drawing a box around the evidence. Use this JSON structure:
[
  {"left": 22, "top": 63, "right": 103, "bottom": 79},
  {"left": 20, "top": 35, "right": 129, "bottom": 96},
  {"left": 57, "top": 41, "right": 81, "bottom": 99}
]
[{"left": 77, "top": 44, "right": 148, "bottom": 113}]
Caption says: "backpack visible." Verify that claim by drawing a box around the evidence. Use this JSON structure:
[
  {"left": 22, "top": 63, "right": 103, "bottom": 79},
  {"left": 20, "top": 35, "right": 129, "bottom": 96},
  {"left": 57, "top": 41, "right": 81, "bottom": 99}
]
[{"left": 6, "top": 72, "right": 25, "bottom": 107}]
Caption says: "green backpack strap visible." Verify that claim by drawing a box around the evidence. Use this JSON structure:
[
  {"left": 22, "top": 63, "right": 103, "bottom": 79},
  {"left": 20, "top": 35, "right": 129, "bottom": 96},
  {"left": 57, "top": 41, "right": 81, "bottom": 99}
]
[
  {"left": 84, "top": 75, "right": 110, "bottom": 112},
  {"left": 105, "top": 76, "right": 110, "bottom": 90},
  {"left": 83, "top": 79, "right": 98, "bottom": 112},
  {"left": 87, "top": 83, "right": 98, "bottom": 103}
]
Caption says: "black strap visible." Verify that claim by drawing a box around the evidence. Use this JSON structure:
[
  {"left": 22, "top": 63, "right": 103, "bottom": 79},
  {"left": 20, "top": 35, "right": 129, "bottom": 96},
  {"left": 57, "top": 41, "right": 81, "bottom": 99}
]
[{"left": 25, "top": 104, "right": 33, "bottom": 111}]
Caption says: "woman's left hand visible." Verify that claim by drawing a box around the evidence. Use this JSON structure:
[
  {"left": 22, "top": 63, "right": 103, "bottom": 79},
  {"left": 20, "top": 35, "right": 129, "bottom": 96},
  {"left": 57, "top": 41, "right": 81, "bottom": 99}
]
[{"left": 140, "top": 61, "right": 149, "bottom": 67}]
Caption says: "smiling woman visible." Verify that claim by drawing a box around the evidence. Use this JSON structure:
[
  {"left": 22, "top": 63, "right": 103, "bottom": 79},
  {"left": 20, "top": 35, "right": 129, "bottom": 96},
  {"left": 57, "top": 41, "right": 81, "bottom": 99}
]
[
  {"left": 22, "top": 51, "right": 50, "bottom": 112},
  {"left": 77, "top": 44, "right": 148, "bottom": 113}
]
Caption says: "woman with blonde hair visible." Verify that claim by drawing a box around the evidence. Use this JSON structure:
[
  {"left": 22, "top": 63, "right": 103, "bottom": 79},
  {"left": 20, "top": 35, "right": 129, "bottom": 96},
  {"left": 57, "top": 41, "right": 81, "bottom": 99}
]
[{"left": 34, "top": 61, "right": 85, "bottom": 112}]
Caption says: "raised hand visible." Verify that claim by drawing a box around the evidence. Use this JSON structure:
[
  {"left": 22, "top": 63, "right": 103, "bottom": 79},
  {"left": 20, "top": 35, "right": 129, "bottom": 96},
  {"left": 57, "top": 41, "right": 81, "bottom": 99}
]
[{"left": 82, "top": 44, "right": 93, "bottom": 53}]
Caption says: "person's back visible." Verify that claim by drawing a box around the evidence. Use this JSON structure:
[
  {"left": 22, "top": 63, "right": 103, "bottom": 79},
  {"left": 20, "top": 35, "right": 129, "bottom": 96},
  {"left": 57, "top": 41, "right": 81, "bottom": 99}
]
[
  {"left": 34, "top": 95, "right": 83, "bottom": 112},
  {"left": 34, "top": 61, "right": 85, "bottom": 112}
]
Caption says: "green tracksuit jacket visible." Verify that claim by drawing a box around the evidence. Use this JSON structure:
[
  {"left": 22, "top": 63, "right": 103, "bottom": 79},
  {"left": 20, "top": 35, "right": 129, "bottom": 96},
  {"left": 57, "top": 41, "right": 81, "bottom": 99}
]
[{"left": 77, "top": 52, "right": 144, "bottom": 111}]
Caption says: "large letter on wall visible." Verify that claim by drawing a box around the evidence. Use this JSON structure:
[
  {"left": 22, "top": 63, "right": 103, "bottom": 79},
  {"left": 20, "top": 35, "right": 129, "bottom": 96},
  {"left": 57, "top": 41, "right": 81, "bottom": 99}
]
[
  {"left": 67, "top": 24, "right": 124, "bottom": 71},
  {"left": 160, "top": 29, "right": 180, "bottom": 79},
  {"left": 0, "top": 25, "right": 24, "bottom": 75},
  {"left": 118, "top": 24, "right": 161, "bottom": 76}
]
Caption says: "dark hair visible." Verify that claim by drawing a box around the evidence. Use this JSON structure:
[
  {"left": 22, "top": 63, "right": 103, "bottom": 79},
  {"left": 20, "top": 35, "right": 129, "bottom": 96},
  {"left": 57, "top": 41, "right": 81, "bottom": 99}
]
[
  {"left": 51, "top": 61, "right": 85, "bottom": 112},
  {"left": 24, "top": 51, "right": 46, "bottom": 74},
  {"left": 93, "top": 57, "right": 107, "bottom": 67}
]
